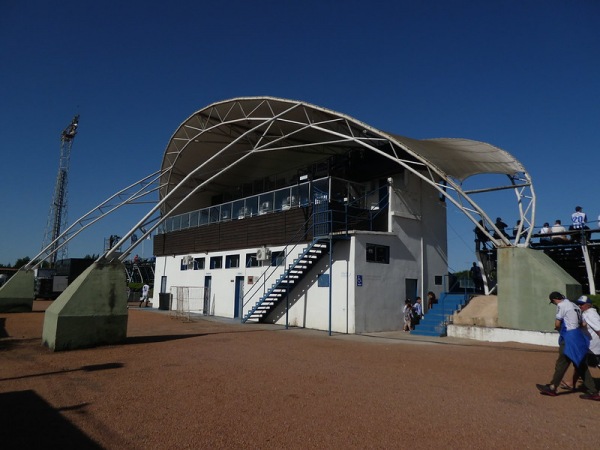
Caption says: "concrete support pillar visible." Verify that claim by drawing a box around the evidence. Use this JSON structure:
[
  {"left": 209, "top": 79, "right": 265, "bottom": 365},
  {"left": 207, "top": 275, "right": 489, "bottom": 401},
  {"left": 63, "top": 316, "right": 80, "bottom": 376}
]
[
  {"left": 42, "top": 260, "right": 128, "bottom": 351},
  {"left": 497, "top": 247, "right": 581, "bottom": 331},
  {"left": 0, "top": 270, "right": 34, "bottom": 312}
]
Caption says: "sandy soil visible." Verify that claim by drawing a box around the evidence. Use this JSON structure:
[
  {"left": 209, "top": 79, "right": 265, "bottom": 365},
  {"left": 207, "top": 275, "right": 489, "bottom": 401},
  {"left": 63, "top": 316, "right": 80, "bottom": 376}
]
[{"left": 1, "top": 301, "right": 598, "bottom": 449}]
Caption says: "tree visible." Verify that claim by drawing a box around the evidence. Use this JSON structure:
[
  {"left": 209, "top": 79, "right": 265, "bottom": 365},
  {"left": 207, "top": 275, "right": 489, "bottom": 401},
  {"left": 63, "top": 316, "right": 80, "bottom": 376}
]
[{"left": 13, "top": 257, "right": 31, "bottom": 269}]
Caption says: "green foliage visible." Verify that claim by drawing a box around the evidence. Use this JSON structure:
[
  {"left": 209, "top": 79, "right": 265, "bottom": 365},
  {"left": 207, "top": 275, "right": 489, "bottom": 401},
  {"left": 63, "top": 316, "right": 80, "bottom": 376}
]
[
  {"left": 13, "top": 257, "right": 31, "bottom": 269},
  {"left": 128, "top": 282, "right": 143, "bottom": 292},
  {"left": 588, "top": 295, "right": 600, "bottom": 310},
  {"left": 453, "top": 270, "right": 469, "bottom": 279}
]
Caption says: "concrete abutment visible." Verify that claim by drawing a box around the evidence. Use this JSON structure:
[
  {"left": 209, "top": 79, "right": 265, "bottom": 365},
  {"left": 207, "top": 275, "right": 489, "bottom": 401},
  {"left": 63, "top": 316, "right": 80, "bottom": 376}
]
[
  {"left": 42, "top": 260, "right": 128, "bottom": 351},
  {"left": 0, "top": 270, "right": 34, "bottom": 312}
]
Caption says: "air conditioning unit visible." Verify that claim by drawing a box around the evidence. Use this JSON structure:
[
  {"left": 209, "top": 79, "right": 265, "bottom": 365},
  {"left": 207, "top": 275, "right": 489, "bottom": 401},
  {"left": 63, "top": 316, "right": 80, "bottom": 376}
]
[{"left": 256, "top": 247, "right": 271, "bottom": 261}]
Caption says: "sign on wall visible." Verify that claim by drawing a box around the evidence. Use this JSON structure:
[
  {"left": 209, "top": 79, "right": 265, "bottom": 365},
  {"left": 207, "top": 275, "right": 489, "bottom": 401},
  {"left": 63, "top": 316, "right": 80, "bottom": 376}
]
[{"left": 318, "top": 274, "right": 330, "bottom": 287}]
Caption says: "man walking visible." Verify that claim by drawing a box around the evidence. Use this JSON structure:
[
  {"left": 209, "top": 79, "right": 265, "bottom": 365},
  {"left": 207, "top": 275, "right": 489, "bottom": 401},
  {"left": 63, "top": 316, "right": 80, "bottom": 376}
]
[
  {"left": 139, "top": 282, "right": 150, "bottom": 308},
  {"left": 536, "top": 291, "right": 600, "bottom": 401}
]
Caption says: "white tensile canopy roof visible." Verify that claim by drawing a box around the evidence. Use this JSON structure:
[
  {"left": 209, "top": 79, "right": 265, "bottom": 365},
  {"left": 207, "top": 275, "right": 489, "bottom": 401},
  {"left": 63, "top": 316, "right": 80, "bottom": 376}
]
[
  {"left": 158, "top": 97, "right": 534, "bottom": 246},
  {"left": 24, "top": 97, "right": 534, "bottom": 271}
]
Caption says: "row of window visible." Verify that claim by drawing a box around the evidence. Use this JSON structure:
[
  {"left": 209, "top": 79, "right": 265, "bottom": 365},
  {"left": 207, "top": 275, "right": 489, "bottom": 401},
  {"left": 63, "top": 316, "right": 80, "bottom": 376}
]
[
  {"left": 180, "top": 243, "right": 390, "bottom": 271},
  {"left": 180, "top": 252, "right": 286, "bottom": 271}
]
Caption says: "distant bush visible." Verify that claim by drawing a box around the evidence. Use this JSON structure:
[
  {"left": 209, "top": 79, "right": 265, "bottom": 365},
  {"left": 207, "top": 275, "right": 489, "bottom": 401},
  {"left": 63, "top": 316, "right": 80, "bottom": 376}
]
[
  {"left": 128, "top": 282, "right": 143, "bottom": 292},
  {"left": 588, "top": 294, "right": 600, "bottom": 310}
]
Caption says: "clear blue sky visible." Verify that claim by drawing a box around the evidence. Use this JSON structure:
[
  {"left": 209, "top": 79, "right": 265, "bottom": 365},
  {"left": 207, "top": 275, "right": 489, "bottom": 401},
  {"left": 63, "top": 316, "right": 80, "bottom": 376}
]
[{"left": 1, "top": 0, "right": 599, "bottom": 271}]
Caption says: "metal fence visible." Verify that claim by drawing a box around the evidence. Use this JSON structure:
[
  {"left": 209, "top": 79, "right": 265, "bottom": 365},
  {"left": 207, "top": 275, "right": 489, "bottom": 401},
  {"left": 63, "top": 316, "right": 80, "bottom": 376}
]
[{"left": 170, "top": 286, "right": 206, "bottom": 321}]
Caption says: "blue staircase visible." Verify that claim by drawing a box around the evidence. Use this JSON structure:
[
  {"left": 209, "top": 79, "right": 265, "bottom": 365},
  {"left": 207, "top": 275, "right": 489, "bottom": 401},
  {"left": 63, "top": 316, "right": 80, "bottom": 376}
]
[
  {"left": 242, "top": 238, "right": 330, "bottom": 323},
  {"left": 411, "top": 292, "right": 471, "bottom": 337}
]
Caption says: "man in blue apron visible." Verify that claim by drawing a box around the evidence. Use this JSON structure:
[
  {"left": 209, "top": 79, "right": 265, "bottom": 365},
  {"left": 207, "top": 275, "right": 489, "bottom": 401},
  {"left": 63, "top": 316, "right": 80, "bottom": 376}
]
[{"left": 536, "top": 291, "right": 600, "bottom": 401}]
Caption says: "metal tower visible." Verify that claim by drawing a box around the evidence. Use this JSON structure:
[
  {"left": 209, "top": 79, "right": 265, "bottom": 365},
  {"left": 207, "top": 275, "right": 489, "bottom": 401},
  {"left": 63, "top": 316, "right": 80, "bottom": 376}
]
[{"left": 42, "top": 115, "right": 79, "bottom": 266}]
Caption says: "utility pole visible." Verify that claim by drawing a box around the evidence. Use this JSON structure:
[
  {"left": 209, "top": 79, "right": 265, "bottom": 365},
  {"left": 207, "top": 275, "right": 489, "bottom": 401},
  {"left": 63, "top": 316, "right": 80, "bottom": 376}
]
[{"left": 42, "top": 115, "right": 79, "bottom": 266}]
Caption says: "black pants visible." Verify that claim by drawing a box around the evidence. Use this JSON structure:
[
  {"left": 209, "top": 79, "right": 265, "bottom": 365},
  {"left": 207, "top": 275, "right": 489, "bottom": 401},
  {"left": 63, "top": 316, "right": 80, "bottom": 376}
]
[{"left": 551, "top": 342, "right": 597, "bottom": 393}]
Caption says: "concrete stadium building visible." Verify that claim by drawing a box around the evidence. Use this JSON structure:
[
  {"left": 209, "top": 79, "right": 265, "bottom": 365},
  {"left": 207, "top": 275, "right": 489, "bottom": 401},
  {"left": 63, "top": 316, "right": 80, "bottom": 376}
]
[
  {"left": 151, "top": 97, "right": 534, "bottom": 334},
  {"left": 10, "top": 97, "right": 577, "bottom": 351}
]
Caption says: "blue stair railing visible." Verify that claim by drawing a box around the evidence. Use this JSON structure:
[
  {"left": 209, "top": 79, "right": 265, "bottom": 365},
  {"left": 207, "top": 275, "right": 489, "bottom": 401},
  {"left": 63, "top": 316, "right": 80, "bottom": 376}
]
[{"left": 242, "top": 238, "right": 330, "bottom": 323}]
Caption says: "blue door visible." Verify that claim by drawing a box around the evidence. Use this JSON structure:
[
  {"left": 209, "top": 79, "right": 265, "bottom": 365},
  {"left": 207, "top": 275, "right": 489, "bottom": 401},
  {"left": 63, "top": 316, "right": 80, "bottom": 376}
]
[
  {"left": 203, "top": 276, "right": 211, "bottom": 315},
  {"left": 234, "top": 276, "right": 244, "bottom": 318},
  {"left": 405, "top": 278, "right": 418, "bottom": 302}
]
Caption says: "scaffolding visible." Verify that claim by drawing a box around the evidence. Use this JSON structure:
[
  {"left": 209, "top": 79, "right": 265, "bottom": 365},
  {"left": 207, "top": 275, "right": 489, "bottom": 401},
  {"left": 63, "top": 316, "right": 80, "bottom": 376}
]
[{"left": 42, "top": 115, "right": 79, "bottom": 266}]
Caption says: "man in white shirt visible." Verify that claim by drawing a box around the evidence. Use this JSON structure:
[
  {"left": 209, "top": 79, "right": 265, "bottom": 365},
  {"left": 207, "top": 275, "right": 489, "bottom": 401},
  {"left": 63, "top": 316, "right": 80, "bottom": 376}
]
[
  {"left": 578, "top": 295, "right": 600, "bottom": 364},
  {"left": 139, "top": 283, "right": 150, "bottom": 308},
  {"left": 413, "top": 297, "right": 423, "bottom": 323},
  {"left": 561, "top": 295, "right": 600, "bottom": 390},
  {"left": 538, "top": 222, "right": 552, "bottom": 244},
  {"left": 550, "top": 220, "right": 568, "bottom": 243},
  {"left": 536, "top": 291, "right": 600, "bottom": 401},
  {"left": 571, "top": 206, "right": 587, "bottom": 229}
]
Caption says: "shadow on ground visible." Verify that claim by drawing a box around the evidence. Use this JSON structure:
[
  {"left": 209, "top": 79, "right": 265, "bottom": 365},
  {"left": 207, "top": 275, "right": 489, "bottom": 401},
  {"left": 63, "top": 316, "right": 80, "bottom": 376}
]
[
  {"left": 0, "top": 362, "right": 124, "bottom": 382},
  {"left": 0, "top": 390, "right": 102, "bottom": 449},
  {"left": 125, "top": 328, "right": 283, "bottom": 346}
]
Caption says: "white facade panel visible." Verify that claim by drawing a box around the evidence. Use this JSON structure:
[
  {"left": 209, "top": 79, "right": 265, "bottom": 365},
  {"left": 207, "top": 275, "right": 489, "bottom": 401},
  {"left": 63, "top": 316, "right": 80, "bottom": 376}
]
[{"left": 153, "top": 171, "right": 448, "bottom": 334}]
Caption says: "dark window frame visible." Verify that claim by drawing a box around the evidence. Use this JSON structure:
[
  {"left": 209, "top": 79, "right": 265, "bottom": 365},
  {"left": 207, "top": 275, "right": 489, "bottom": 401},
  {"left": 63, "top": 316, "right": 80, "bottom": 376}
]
[
  {"left": 210, "top": 256, "right": 223, "bottom": 269},
  {"left": 366, "top": 243, "right": 390, "bottom": 264},
  {"left": 226, "top": 254, "right": 240, "bottom": 269}
]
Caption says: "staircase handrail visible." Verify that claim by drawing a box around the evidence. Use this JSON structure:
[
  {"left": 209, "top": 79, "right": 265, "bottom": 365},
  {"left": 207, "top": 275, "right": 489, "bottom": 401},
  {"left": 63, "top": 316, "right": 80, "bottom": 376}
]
[
  {"left": 241, "top": 210, "right": 320, "bottom": 313},
  {"left": 242, "top": 237, "right": 329, "bottom": 321}
]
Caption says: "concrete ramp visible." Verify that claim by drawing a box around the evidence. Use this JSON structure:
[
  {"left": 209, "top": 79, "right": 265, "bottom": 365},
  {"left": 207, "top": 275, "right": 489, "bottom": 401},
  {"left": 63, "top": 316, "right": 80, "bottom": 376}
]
[
  {"left": 452, "top": 295, "right": 498, "bottom": 327},
  {"left": 497, "top": 247, "right": 581, "bottom": 331},
  {"left": 0, "top": 270, "right": 34, "bottom": 312},
  {"left": 42, "top": 260, "right": 128, "bottom": 351}
]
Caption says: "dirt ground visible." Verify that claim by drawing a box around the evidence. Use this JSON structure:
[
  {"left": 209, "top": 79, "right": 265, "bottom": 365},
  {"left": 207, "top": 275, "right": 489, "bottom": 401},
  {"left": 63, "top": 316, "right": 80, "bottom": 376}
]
[{"left": 1, "top": 301, "right": 598, "bottom": 449}]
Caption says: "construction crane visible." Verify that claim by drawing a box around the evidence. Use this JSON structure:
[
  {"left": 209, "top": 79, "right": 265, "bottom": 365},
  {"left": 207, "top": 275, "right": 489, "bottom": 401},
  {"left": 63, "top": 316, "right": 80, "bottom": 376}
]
[{"left": 42, "top": 115, "right": 79, "bottom": 266}]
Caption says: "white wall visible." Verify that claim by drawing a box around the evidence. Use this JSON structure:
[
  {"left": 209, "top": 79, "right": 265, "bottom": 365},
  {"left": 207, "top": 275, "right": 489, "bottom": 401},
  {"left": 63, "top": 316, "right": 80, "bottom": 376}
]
[
  {"left": 268, "top": 240, "right": 353, "bottom": 333},
  {"left": 154, "top": 244, "right": 302, "bottom": 317},
  {"left": 153, "top": 171, "right": 448, "bottom": 334},
  {"left": 389, "top": 172, "right": 447, "bottom": 300},
  {"left": 353, "top": 233, "right": 407, "bottom": 333}
]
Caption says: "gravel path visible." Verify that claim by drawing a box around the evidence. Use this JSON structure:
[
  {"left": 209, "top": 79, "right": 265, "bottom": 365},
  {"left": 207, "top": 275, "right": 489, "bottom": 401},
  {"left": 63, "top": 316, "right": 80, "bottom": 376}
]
[{"left": 1, "top": 302, "right": 598, "bottom": 449}]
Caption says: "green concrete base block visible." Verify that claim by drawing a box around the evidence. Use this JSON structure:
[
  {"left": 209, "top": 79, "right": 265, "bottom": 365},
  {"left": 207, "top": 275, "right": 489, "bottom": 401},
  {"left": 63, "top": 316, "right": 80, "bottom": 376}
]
[
  {"left": 0, "top": 270, "right": 34, "bottom": 312},
  {"left": 43, "top": 260, "right": 128, "bottom": 351},
  {"left": 497, "top": 247, "right": 581, "bottom": 332}
]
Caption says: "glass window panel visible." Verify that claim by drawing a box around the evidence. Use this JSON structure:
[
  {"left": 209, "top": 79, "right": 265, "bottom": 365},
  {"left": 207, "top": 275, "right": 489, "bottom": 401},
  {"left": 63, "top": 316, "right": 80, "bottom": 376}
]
[
  {"left": 189, "top": 211, "right": 199, "bottom": 227},
  {"left": 210, "top": 256, "right": 223, "bottom": 269},
  {"left": 246, "top": 253, "right": 259, "bottom": 267},
  {"left": 258, "top": 193, "right": 274, "bottom": 215},
  {"left": 172, "top": 215, "right": 182, "bottom": 231},
  {"left": 226, "top": 254, "right": 240, "bottom": 268},
  {"left": 233, "top": 200, "right": 246, "bottom": 219},
  {"left": 221, "top": 203, "right": 232, "bottom": 221},
  {"left": 199, "top": 208, "right": 209, "bottom": 225},
  {"left": 209, "top": 207, "right": 220, "bottom": 223},
  {"left": 270, "top": 251, "right": 285, "bottom": 267},
  {"left": 181, "top": 213, "right": 190, "bottom": 229},
  {"left": 275, "top": 188, "right": 289, "bottom": 212},
  {"left": 246, "top": 196, "right": 259, "bottom": 216},
  {"left": 313, "top": 178, "right": 329, "bottom": 203},
  {"left": 298, "top": 182, "right": 310, "bottom": 206}
]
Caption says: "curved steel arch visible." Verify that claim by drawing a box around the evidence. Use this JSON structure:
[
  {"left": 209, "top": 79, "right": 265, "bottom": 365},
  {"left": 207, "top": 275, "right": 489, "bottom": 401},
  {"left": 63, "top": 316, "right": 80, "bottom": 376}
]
[{"left": 154, "top": 97, "right": 534, "bottom": 250}]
